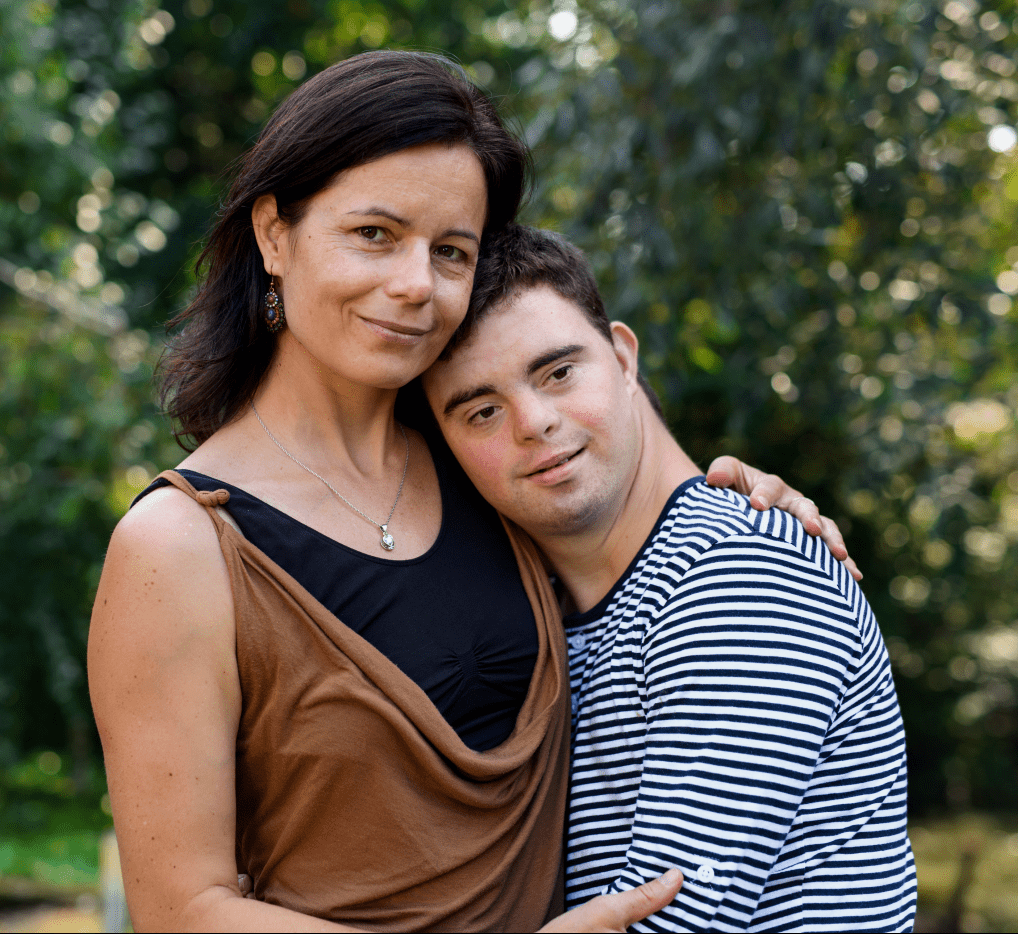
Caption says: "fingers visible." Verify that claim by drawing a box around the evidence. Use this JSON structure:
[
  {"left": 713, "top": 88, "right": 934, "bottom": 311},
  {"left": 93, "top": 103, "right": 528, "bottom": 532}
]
[
  {"left": 704, "top": 455, "right": 742, "bottom": 489},
  {"left": 801, "top": 514, "right": 864, "bottom": 580},
  {"left": 843, "top": 553, "right": 863, "bottom": 580},
  {"left": 705, "top": 458, "right": 863, "bottom": 581},
  {"left": 784, "top": 509, "right": 863, "bottom": 579},
  {"left": 781, "top": 494, "right": 823, "bottom": 537},
  {"left": 816, "top": 515, "right": 847, "bottom": 560},
  {"left": 817, "top": 516, "right": 862, "bottom": 580},
  {"left": 706, "top": 456, "right": 778, "bottom": 510},
  {"left": 536, "top": 869, "right": 682, "bottom": 932},
  {"left": 747, "top": 473, "right": 786, "bottom": 511},
  {"left": 615, "top": 869, "right": 683, "bottom": 928}
]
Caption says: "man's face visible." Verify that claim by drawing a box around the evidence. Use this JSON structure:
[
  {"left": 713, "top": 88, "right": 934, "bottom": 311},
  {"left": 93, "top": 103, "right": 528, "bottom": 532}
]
[{"left": 423, "top": 285, "right": 643, "bottom": 538}]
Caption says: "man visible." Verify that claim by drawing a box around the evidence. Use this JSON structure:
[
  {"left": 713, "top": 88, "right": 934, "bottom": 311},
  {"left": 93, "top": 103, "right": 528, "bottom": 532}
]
[{"left": 422, "top": 225, "right": 917, "bottom": 932}]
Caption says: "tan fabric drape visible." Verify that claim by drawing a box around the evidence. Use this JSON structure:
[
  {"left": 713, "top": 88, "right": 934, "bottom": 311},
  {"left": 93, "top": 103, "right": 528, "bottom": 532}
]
[{"left": 158, "top": 470, "right": 570, "bottom": 932}]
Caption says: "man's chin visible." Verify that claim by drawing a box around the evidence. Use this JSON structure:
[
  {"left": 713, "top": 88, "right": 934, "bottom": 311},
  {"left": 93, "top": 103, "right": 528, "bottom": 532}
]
[{"left": 505, "top": 491, "right": 610, "bottom": 540}]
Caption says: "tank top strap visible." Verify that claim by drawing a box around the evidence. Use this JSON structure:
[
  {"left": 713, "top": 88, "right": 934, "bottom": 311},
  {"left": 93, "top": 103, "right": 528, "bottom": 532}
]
[{"left": 152, "top": 469, "right": 232, "bottom": 535}]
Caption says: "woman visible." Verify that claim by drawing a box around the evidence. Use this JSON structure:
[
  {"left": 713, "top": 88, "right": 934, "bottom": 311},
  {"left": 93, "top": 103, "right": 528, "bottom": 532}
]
[{"left": 88, "top": 51, "right": 846, "bottom": 932}]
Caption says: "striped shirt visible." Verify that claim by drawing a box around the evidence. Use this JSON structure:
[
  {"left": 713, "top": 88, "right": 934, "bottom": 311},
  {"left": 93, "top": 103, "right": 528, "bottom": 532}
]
[{"left": 564, "top": 478, "right": 917, "bottom": 932}]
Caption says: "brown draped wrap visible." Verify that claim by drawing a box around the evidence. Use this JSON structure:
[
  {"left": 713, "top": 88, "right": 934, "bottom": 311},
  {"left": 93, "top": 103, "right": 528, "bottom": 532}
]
[{"left": 158, "top": 470, "right": 570, "bottom": 932}]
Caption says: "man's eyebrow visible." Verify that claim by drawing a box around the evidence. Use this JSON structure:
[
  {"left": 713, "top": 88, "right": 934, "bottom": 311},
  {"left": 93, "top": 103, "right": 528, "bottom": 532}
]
[
  {"left": 343, "top": 208, "right": 479, "bottom": 244},
  {"left": 442, "top": 345, "right": 585, "bottom": 417},
  {"left": 526, "top": 344, "right": 584, "bottom": 377},
  {"left": 443, "top": 383, "right": 498, "bottom": 417}
]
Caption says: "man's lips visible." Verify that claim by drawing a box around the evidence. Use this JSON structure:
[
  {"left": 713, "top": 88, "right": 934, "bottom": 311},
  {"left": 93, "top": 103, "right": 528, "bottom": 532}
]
[{"left": 525, "top": 448, "right": 585, "bottom": 477}]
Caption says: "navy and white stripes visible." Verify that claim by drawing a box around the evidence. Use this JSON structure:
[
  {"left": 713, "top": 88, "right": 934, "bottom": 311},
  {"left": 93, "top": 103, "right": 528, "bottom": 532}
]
[{"left": 564, "top": 479, "right": 917, "bottom": 932}]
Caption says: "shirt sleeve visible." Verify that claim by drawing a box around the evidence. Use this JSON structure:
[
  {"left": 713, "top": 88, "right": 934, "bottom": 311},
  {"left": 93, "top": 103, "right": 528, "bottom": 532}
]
[{"left": 602, "top": 532, "right": 907, "bottom": 932}]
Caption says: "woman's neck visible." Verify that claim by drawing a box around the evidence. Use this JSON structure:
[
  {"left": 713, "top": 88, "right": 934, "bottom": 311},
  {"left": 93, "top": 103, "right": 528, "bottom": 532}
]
[{"left": 248, "top": 333, "right": 404, "bottom": 479}]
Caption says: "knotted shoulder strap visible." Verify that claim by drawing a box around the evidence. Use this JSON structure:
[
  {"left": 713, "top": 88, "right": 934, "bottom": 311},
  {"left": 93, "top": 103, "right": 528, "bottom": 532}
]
[{"left": 151, "top": 469, "right": 232, "bottom": 535}]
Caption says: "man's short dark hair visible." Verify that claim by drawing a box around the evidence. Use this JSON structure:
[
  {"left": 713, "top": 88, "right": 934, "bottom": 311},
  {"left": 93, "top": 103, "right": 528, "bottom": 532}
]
[{"left": 444, "top": 224, "right": 666, "bottom": 420}]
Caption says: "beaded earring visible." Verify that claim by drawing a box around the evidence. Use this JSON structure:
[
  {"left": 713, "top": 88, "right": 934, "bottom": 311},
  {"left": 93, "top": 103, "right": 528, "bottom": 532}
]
[{"left": 264, "top": 279, "right": 285, "bottom": 333}]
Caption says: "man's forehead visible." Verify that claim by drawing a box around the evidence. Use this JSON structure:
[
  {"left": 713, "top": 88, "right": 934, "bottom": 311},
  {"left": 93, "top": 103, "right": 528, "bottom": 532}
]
[
  {"left": 461, "top": 286, "right": 590, "bottom": 357},
  {"left": 425, "top": 286, "right": 591, "bottom": 400}
]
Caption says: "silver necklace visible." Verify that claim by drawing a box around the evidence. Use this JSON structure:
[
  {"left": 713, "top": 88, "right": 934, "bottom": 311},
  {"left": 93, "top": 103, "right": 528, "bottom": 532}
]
[{"left": 251, "top": 403, "right": 409, "bottom": 552}]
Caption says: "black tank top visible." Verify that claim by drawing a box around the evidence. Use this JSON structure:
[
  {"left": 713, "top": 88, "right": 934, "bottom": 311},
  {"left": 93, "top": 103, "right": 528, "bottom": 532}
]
[{"left": 134, "top": 445, "right": 538, "bottom": 752}]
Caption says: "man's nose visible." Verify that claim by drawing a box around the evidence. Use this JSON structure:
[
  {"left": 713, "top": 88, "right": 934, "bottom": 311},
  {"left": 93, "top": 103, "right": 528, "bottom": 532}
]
[
  {"left": 386, "top": 242, "right": 435, "bottom": 305},
  {"left": 513, "top": 391, "right": 561, "bottom": 442}
]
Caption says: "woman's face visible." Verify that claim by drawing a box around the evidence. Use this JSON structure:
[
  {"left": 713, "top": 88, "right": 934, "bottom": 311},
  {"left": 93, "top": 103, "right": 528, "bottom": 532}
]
[{"left": 253, "top": 143, "right": 488, "bottom": 391}]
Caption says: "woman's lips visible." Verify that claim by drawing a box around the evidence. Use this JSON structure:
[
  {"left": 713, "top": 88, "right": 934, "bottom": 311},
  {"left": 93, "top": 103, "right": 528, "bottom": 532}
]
[{"left": 360, "top": 316, "right": 431, "bottom": 345}]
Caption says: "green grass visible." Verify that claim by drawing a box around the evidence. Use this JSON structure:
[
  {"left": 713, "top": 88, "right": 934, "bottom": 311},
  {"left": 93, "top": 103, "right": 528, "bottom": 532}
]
[
  {"left": 911, "top": 813, "right": 1018, "bottom": 932},
  {"left": 0, "top": 753, "right": 111, "bottom": 902}
]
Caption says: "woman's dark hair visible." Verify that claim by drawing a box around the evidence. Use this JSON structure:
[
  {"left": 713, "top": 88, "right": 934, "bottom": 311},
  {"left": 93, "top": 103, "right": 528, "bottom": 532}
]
[{"left": 159, "top": 50, "right": 531, "bottom": 450}]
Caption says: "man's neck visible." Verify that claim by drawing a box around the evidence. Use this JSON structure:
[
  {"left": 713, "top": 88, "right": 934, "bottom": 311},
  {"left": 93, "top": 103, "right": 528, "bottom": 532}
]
[{"left": 532, "top": 402, "right": 701, "bottom": 614}]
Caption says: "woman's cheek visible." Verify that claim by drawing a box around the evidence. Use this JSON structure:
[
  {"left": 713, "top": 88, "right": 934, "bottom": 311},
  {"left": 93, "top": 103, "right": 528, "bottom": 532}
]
[{"left": 438, "top": 276, "right": 475, "bottom": 330}]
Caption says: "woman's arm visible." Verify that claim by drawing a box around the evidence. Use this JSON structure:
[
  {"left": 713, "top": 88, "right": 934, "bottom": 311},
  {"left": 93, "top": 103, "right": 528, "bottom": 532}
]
[{"left": 88, "top": 489, "right": 358, "bottom": 933}]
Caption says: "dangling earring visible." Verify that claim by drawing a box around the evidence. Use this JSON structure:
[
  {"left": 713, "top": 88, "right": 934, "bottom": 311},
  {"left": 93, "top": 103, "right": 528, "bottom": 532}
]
[{"left": 264, "top": 278, "right": 285, "bottom": 333}]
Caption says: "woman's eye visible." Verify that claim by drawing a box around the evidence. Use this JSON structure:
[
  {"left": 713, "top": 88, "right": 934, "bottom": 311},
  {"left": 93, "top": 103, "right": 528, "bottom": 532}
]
[
  {"left": 435, "top": 244, "right": 466, "bottom": 261},
  {"left": 359, "top": 227, "right": 386, "bottom": 242}
]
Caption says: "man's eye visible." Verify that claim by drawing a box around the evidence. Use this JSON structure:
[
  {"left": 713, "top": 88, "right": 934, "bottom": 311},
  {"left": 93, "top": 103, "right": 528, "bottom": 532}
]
[
  {"left": 550, "top": 365, "right": 572, "bottom": 381},
  {"left": 471, "top": 405, "right": 498, "bottom": 423},
  {"left": 359, "top": 227, "right": 386, "bottom": 242}
]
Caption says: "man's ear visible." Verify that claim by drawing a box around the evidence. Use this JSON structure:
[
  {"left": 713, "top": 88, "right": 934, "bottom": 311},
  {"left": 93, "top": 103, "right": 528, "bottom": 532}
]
[
  {"left": 610, "top": 321, "right": 640, "bottom": 392},
  {"left": 251, "top": 194, "right": 287, "bottom": 276}
]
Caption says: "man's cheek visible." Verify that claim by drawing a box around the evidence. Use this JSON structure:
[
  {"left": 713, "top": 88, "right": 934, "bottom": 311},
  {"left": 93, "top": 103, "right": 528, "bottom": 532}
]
[{"left": 459, "top": 434, "right": 515, "bottom": 504}]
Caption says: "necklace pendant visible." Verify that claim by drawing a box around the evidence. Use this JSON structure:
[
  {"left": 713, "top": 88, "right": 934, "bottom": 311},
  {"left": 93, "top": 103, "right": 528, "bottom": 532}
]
[{"left": 380, "top": 525, "right": 395, "bottom": 551}]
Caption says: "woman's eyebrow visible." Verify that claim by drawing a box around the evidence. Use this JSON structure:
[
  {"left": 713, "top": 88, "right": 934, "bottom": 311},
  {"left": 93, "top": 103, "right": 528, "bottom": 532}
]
[
  {"left": 344, "top": 207, "right": 409, "bottom": 225},
  {"left": 343, "top": 207, "right": 479, "bottom": 243}
]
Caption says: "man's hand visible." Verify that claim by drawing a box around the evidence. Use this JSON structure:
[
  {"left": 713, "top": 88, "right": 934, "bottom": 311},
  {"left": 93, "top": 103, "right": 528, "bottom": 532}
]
[
  {"left": 706, "top": 455, "right": 862, "bottom": 581},
  {"left": 538, "top": 869, "right": 683, "bottom": 932}
]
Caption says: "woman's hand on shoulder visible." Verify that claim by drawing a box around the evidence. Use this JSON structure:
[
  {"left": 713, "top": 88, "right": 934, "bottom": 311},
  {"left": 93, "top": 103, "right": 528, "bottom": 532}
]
[
  {"left": 88, "top": 487, "right": 243, "bottom": 930},
  {"left": 705, "top": 455, "right": 862, "bottom": 581},
  {"left": 538, "top": 870, "right": 682, "bottom": 932}
]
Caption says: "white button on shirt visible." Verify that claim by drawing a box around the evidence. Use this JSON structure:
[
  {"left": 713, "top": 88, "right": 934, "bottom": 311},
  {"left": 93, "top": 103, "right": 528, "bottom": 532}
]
[
  {"left": 569, "top": 633, "right": 587, "bottom": 651},
  {"left": 696, "top": 864, "right": 715, "bottom": 884}
]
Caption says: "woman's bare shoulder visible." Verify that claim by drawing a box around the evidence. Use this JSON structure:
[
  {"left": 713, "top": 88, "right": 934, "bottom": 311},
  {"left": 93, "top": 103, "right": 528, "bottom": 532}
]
[
  {"left": 109, "top": 481, "right": 226, "bottom": 569},
  {"left": 91, "top": 484, "right": 235, "bottom": 670}
]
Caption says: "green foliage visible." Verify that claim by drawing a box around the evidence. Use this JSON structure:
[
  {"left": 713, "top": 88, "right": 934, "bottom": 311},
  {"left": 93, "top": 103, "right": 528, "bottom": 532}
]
[
  {"left": 0, "top": 751, "right": 110, "bottom": 893},
  {"left": 519, "top": 0, "right": 1018, "bottom": 811},
  {"left": 0, "top": 0, "right": 1015, "bottom": 814}
]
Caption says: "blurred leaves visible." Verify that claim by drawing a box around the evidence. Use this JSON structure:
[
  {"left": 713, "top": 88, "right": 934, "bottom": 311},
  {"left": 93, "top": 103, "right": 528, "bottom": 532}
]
[{"left": 0, "top": 0, "right": 1015, "bottom": 812}]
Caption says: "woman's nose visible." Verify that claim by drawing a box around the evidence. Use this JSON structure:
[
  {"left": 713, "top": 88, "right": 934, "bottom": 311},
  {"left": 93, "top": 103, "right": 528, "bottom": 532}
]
[{"left": 386, "top": 242, "right": 435, "bottom": 305}]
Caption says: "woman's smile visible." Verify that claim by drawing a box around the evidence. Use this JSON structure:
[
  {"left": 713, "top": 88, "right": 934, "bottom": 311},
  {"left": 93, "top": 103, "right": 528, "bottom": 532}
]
[{"left": 358, "top": 313, "right": 434, "bottom": 344}]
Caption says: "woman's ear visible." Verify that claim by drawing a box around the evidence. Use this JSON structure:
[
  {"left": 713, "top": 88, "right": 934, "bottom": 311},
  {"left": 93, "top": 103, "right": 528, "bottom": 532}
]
[
  {"left": 609, "top": 321, "right": 641, "bottom": 390},
  {"left": 251, "top": 195, "right": 285, "bottom": 276}
]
